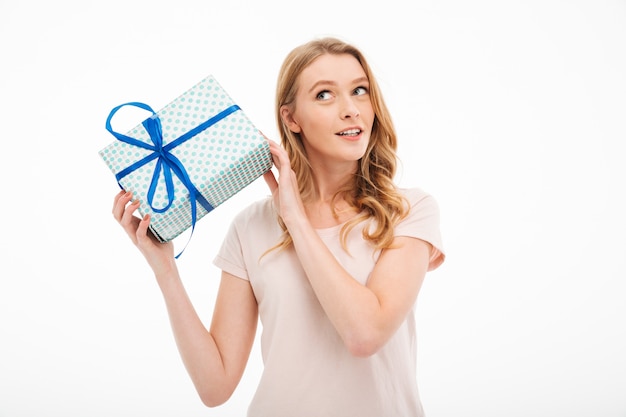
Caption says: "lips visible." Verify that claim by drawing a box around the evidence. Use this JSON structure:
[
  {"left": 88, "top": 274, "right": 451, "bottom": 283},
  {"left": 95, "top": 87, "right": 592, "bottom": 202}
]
[{"left": 337, "top": 128, "right": 362, "bottom": 137}]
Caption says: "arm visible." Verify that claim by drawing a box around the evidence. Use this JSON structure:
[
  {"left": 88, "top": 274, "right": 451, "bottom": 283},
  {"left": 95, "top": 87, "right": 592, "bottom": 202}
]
[
  {"left": 158, "top": 270, "right": 258, "bottom": 407},
  {"left": 288, "top": 220, "right": 430, "bottom": 357},
  {"left": 263, "top": 142, "right": 431, "bottom": 357},
  {"left": 112, "top": 191, "right": 258, "bottom": 406}
]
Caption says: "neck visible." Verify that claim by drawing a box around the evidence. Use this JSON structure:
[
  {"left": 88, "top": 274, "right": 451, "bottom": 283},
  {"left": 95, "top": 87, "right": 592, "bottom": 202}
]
[
  {"left": 307, "top": 160, "right": 356, "bottom": 204},
  {"left": 301, "top": 160, "right": 359, "bottom": 228}
]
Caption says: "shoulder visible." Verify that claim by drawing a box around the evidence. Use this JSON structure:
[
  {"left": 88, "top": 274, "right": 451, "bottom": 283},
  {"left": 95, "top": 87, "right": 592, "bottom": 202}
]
[
  {"left": 231, "top": 196, "right": 274, "bottom": 223},
  {"left": 218, "top": 196, "right": 279, "bottom": 252},
  {"left": 229, "top": 196, "right": 277, "bottom": 234},
  {"left": 398, "top": 187, "right": 440, "bottom": 214},
  {"left": 395, "top": 187, "right": 445, "bottom": 270}
]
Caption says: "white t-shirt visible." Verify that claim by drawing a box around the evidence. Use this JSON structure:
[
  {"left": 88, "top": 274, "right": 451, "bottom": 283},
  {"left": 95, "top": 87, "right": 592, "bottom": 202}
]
[{"left": 214, "top": 187, "right": 445, "bottom": 417}]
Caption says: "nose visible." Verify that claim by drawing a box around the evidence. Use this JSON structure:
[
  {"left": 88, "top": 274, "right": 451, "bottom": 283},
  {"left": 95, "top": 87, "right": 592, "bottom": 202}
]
[{"left": 340, "top": 96, "right": 360, "bottom": 119}]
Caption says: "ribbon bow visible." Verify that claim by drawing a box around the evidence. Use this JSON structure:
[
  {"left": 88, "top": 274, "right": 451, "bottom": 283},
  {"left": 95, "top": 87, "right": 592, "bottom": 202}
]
[{"left": 105, "top": 101, "right": 241, "bottom": 257}]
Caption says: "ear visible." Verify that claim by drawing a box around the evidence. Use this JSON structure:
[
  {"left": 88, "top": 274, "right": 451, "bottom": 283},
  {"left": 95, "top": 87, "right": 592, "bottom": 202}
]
[{"left": 280, "top": 105, "right": 301, "bottom": 133}]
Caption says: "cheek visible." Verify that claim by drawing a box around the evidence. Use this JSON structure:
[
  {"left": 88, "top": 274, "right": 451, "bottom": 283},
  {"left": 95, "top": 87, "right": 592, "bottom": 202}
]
[
  {"left": 298, "top": 109, "right": 327, "bottom": 133},
  {"left": 358, "top": 102, "right": 375, "bottom": 122}
]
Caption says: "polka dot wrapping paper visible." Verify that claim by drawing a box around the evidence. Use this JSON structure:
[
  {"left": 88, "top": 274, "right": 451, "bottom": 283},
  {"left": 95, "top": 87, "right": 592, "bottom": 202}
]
[{"left": 99, "top": 75, "right": 273, "bottom": 244}]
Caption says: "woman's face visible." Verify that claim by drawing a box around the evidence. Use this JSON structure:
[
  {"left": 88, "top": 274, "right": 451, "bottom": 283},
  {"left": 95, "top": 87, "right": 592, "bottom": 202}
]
[{"left": 283, "top": 53, "right": 375, "bottom": 170}]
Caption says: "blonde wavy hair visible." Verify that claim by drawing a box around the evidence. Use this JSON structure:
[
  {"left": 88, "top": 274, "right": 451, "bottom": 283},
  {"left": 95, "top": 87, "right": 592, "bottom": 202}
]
[{"left": 272, "top": 37, "right": 408, "bottom": 252}]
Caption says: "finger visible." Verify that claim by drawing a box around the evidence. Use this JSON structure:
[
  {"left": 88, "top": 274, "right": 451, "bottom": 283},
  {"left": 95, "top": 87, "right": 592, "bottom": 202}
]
[
  {"left": 274, "top": 148, "right": 292, "bottom": 175},
  {"left": 122, "top": 199, "right": 141, "bottom": 223},
  {"left": 119, "top": 199, "right": 141, "bottom": 233},
  {"left": 268, "top": 140, "right": 290, "bottom": 171},
  {"left": 112, "top": 191, "right": 133, "bottom": 221},
  {"left": 136, "top": 213, "right": 153, "bottom": 246},
  {"left": 263, "top": 139, "right": 279, "bottom": 170},
  {"left": 113, "top": 189, "right": 126, "bottom": 207},
  {"left": 263, "top": 170, "right": 278, "bottom": 194},
  {"left": 270, "top": 151, "right": 281, "bottom": 171},
  {"left": 112, "top": 190, "right": 126, "bottom": 214}
]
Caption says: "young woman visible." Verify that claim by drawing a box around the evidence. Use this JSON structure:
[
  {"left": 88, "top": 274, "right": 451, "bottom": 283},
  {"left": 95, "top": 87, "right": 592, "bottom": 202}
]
[{"left": 112, "top": 37, "right": 445, "bottom": 417}]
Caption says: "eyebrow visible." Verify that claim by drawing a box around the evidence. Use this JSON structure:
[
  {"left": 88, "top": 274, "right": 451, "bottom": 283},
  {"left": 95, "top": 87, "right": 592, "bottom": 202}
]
[{"left": 307, "top": 76, "right": 369, "bottom": 93}]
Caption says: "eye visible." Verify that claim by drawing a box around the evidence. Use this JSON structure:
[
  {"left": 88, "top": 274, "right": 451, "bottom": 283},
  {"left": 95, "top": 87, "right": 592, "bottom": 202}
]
[
  {"left": 316, "top": 90, "right": 333, "bottom": 101},
  {"left": 353, "top": 86, "right": 368, "bottom": 96}
]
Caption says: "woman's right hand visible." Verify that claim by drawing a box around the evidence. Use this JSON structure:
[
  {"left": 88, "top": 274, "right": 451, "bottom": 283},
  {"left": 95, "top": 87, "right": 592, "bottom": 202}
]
[{"left": 112, "top": 190, "right": 176, "bottom": 276}]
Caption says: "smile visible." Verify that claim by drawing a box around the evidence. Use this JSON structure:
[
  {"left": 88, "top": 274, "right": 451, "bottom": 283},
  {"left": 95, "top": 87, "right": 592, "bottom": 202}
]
[{"left": 337, "top": 129, "right": 362, "bottom": 137}]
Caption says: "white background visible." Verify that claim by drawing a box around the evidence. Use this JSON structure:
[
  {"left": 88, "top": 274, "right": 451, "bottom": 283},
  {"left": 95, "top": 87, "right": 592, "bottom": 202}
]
[{"left": 1, "top": 1, "right": 624, "bottom": 416}]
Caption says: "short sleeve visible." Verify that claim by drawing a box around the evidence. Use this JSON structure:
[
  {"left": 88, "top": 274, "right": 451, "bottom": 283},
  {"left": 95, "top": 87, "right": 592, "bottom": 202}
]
[
  {"left": 213, "top": 215, "right": 250, "bottom": 281},
  {"left": 395, "top": 188, "right": 446, "bottom": 271}
]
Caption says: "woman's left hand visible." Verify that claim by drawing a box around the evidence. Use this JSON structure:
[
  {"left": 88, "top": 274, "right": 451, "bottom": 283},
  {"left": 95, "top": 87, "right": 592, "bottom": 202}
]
[{"left": 263, "top": 139, "right": 307, "bottom": 227}]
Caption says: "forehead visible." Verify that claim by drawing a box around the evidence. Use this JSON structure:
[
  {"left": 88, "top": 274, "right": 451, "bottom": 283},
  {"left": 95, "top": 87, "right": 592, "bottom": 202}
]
[{"left": 298, "top": 53, "right": 367, "bottom": 88}]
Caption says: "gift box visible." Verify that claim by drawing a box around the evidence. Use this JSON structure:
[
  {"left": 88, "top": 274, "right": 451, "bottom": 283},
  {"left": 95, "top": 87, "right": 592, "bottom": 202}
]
[{"left": 99, "top": 75, "right": 273, "bottom": 248}]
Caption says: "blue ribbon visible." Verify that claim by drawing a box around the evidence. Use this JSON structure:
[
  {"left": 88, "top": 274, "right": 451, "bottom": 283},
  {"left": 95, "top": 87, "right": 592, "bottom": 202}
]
[{"left": 106, "top": 102, "right": 241, "bottom": 257}]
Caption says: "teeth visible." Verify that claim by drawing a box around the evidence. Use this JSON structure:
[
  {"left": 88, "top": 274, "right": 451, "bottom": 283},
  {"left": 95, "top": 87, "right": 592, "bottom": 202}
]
[{"left": 339, "top": 129, "right": 360, "bottom": 136}]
